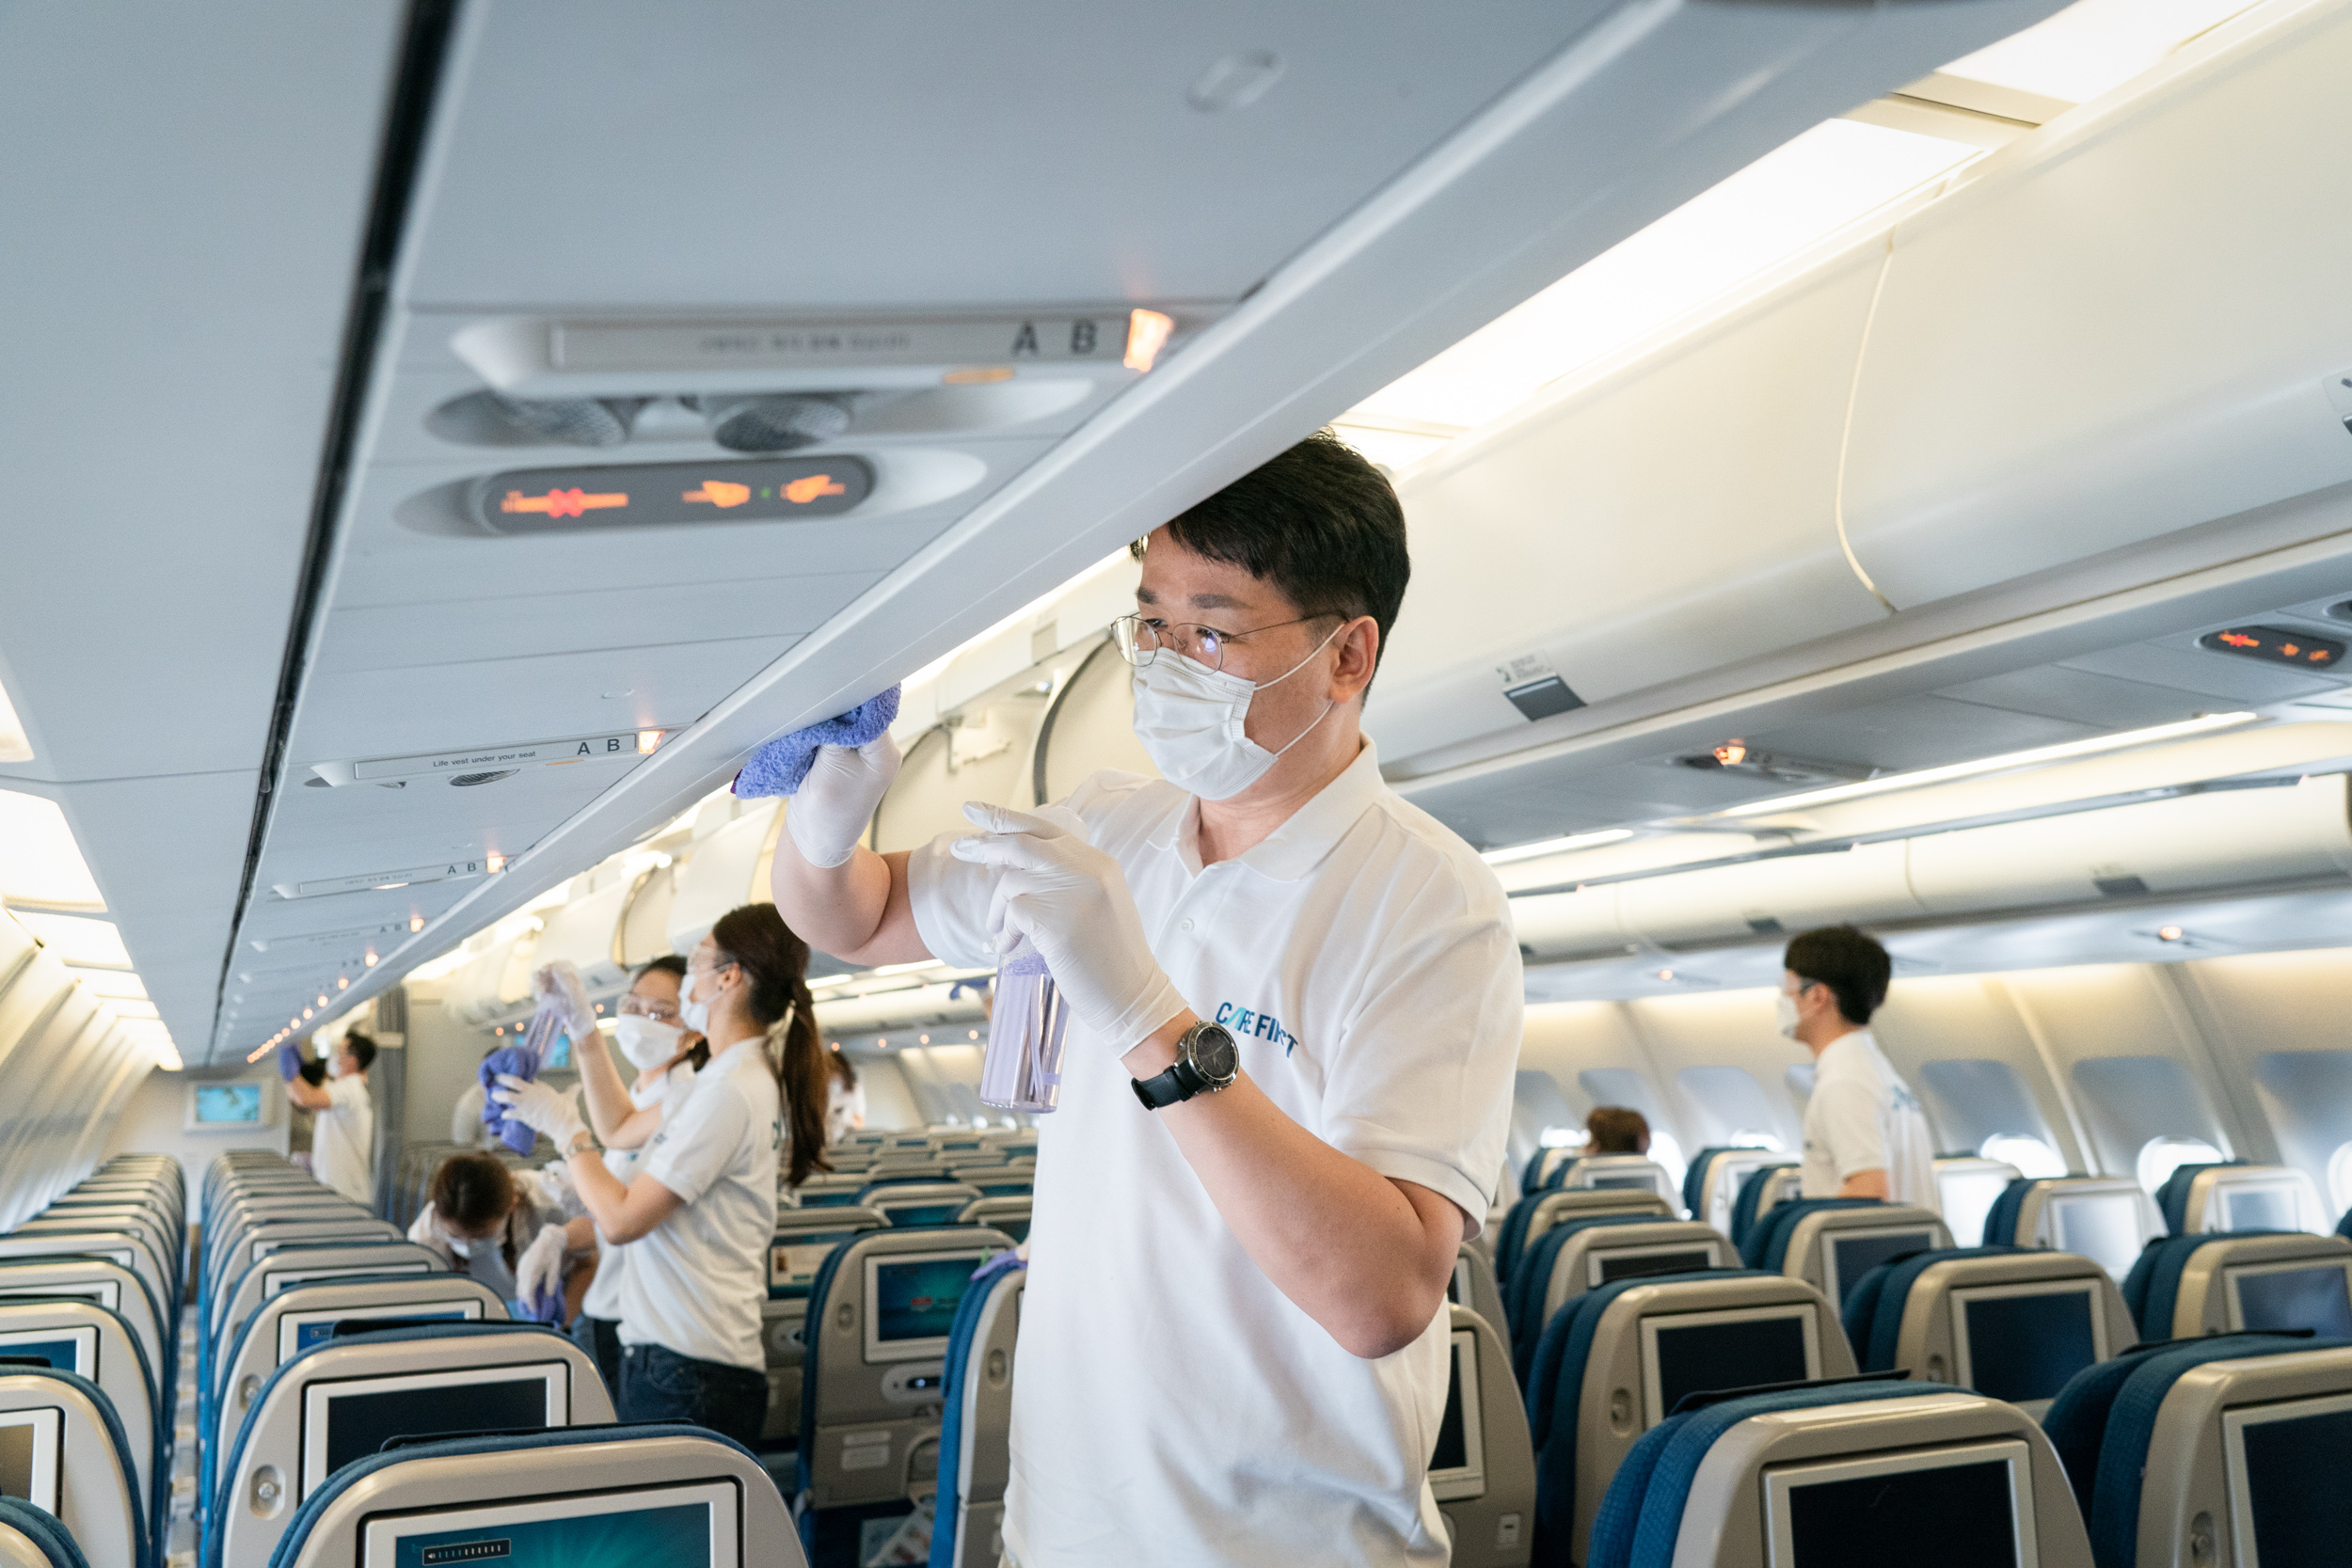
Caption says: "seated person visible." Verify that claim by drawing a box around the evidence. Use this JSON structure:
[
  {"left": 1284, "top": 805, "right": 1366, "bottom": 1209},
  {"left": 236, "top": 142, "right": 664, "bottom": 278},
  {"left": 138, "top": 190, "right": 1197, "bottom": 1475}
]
[
  {"left": 1586, "top": 1105, "right": 1650, "bottom": 1156},
  {"left": 406, "top": 1150, "right": 583, "bottom": 1319},
  {"left": 825, "top": 1048, "right": 866, "bottom": 1144}
]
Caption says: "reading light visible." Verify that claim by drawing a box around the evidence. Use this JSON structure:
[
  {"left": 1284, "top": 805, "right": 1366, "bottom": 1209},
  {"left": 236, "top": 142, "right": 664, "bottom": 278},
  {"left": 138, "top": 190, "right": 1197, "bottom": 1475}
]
[
  {"left": 1716, "top": 712, "right": 2261, "bottom": 817},
  {"left": 335, "top": 977, "right": 348, "bottom": 990},
  {"left": 1482, "top": 828, "right": 1635, "bottom": 865},
  {"left": 969, "top": 1030, "right": 978, "bottom": 1039},
  {"left": 1715, "top": 741, "right": 1749, "bottom": 767},
  {"left": 1657, "top": 969, "right": 1677, "bottom": 981},
  {"left": 920, "top": 1034, "right": 930, "bottom": 1045},
  {"left": 2158, "top": 926, "right": 2185, "bottom": 942},
  {"left": 637, "top": 730, "right": 662, "bottom": 754},
  {"left": 316, "top": 993, "right": 328, "bottom": 1007},
  {"left": 486, "top": 854, "right": 506, "bottom": 874},
  {"left": 364, "top": 952, "right": 377, "bottom": 966},
  {"left": 1124, "top": 309, "right": 1175, "bottom": 372},
  {"left": 410, "top": 916, "right": 424, "bottom": 932}
]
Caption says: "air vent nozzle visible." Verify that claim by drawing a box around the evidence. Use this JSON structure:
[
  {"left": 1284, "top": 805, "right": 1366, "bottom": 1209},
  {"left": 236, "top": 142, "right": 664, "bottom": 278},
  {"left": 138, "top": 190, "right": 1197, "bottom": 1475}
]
[
  {"left": 700, "top": 393, "right": 852, "bottom": 453},
  {"left": 449, "top": 769, "right": 516, "bottom": 787}
]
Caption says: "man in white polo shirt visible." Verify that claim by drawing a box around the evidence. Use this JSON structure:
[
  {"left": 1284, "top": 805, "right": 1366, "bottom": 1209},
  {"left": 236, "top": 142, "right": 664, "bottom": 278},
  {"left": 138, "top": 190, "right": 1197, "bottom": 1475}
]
[
  {"left": 772, "top": 432, "right": 1520, "bottom": 1566},
  {"left": 1781, "top": 925, "right": 1938, "bottom": 1212}
]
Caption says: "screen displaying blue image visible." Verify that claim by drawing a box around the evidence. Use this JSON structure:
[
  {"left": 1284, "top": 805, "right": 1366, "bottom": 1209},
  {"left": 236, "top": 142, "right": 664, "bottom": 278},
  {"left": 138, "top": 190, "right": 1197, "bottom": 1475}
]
[
  {"left": 874, "top": 1258, "right": 978, "bottom": 1344},
  {"left": 394, "top": 1500, "right": 710, "bottom": 1568},
  {"left": 545, "top": 1034, "right": 572, "bottom": 1070},
  {"left": 295, "top": 1310, "right": 466, "bottom": 1354},
  {"left": 195, "top": 1085, "right": 264, "bottom": 1124},
  {"left": 882, "top": 1203, "right": 965, "bottom": 1227},
  {"left": 0, "top": 1339, "right": 80, "bottom": 1375}
]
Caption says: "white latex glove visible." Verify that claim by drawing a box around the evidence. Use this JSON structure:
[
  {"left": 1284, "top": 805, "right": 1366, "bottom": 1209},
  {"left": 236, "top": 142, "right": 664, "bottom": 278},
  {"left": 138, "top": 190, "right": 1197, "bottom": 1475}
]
[
  {"left": 947, "top": 802, "right": 1187, "bottom": 1051},
  {"left": 516, "top": 1225, "right": 567, "bottom": 1313},
  {"left": 785, "top": 734, "right": 902, "bottom": 869},
  {"left": 493, "top": 1074, "right": 586, "bottom": 1148},
  {"left": 531, "top": 960, "right": 597, "bottom": 1042}
]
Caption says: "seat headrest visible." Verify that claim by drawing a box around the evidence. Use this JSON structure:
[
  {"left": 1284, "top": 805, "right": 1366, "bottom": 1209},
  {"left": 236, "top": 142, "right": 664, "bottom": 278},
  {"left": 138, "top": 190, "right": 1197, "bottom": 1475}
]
[{"left": 0, "top": 1497, "right": 91, "bottom": 1568}]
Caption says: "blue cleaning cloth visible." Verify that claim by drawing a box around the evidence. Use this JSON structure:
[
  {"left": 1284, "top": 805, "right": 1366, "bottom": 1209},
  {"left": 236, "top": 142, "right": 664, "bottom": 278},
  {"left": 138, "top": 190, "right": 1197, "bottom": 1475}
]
[
  {"left": 732, "top": 685, "right": 900, "bottom": 798},
  {"left": 479, "top": 1046, "right": 541, "bottom": 1155},
  {"left": 515, "top": 1290, "right": 566, "bottom": 1327},
  {"left": 276, "top": 1042, "right": 305, "bottom": 1082}
]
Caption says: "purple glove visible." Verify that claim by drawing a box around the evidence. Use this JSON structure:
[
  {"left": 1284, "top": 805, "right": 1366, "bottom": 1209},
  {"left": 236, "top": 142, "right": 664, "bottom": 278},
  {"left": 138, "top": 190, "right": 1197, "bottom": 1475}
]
[
  {"left": 277, "top": 1042, "right": 305, "bottom": 1082},
  {"left": 479, "top": 1045, "right": 541, "bottom": 1155}
]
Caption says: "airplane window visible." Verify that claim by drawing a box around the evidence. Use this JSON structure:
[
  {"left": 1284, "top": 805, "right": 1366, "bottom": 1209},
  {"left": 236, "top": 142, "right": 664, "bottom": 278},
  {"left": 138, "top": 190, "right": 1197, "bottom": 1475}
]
[
  {"left": 2137, "top": 1136, "right": 2228, "bottom": 1196},
  {"left": 1538, "top": 1127, "right": 1588, "bottom": 1150},
  {"left": 1730, "top": 1131, "right": 1784, "bottom": 1151},
  {"left": 1979, "top": 1134, "right": 2065, "bottom": 1180},
  {"left": 2328, "top": 1142, "right": 2352, "bottom": 1214},
  {"left": 1676, "top": 1066, "right": 1785, "bottom": 1149}
]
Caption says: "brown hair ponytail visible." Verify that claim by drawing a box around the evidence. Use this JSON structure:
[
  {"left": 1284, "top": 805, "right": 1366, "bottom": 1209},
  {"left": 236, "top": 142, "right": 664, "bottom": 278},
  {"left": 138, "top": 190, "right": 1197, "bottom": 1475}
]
[{"left": 709, "top": 903, "right": 833, "bottom": 1187}]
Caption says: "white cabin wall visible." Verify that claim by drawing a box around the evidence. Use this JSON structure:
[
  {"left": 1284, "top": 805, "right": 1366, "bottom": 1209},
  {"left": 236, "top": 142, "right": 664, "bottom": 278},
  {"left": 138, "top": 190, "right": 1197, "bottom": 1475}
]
[{"left": 397, "top": 983, "right": 499, "bottom": 1148}]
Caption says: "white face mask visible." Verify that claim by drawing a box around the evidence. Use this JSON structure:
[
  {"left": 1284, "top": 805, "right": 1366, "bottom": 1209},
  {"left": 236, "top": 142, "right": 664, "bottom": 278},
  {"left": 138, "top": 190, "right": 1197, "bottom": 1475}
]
[
  {"left": 612, "top": 1013, "right": 683, "bottom": 1071},
  {"left": 677, "top": 964, "right": 712, "bottom": 1035},
  {"left": 1774, "top": 990, "right": 1801, "bottom": 1040},
  {"left": 445, "top": 1235, "right": 471, "bottom": 1259},
  {"left": 1129, "top": 623, "right": 1343, "bottom": 801}
]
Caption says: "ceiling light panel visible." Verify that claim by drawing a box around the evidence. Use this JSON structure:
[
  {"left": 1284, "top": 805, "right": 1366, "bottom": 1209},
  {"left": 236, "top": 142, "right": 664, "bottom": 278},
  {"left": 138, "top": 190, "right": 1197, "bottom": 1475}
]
[
  {"left": 12, "top": 911, "right": 132, "bottom": 969},
  {"left": 0, "top": 790, "right": 104, "bottom": 910},
  {"left": 1937, "top": 0, "right": 2262, "bottom": 105},
  {"left": 1340, "top": 119, "right": 1980, "bottom": 439},
  {"left": 0, "top": 679, "right": 29, "bottom": 763}
]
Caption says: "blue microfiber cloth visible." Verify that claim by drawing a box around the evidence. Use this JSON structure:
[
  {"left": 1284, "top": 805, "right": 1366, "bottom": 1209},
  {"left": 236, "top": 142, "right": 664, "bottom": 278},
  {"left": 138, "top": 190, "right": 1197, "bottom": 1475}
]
[
  {"left": 732, "top": 684, "right": 901, "bottom": 798},
  {"left": 515, "top": 1290, "right": 566, "bottom": 1327},
  {"left": 276, "top": 1042, "right": 305, "bottom": 1082},
  {"left": 479, "top": 1046, "right": 541, "bottom": 1155}
]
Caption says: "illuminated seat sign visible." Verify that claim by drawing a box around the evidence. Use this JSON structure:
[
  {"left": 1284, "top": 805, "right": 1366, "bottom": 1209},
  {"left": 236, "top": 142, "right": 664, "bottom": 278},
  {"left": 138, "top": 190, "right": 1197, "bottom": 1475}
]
[
  {"left": 469, "top": 454, "right": 873, "bottom": 533},
  {"left": 2197, "top": 625, "right": 2344, "bottom": 669}
]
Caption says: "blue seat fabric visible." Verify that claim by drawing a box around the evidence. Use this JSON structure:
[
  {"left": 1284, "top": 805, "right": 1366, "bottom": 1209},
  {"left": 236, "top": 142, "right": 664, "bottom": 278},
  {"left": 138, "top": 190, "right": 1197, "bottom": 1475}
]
[
  {"left": 0, "top": 1496, "right": 93, "bottom": 1568},
  {"left": 2154, "top": 1161, "right": 2246, "bottom": 1236},
  {"left": 1524, "top": 1270, "right": 1757, "bottom": 1565},
  {"left": 208, "top": 1321, "right": 572, "bottom": 1568},
  {"left": 1506, "top": 1214, "right": 1691, "bottom": 1381},
  {"left": 262, "top": 1422, "right": 750, "bottom": 1568},
  {"left": 2119, "top": 1230, "right": 2301, "bottom": 1339},
  {"left": 1838, "top": 1246, "right": 2021, "bottom": 1370},
  {"left": 1979, "top": 1178, "right": 2038, "bottom": 1249},
  {"left": 1587, "top": 1379, "right": 1961, "bottom": 1568},
  {"left": 929, "top": 1255, "right": 1025, "bottom": 1568},
  {"left": 1738, "top": 1197, "right": 1884, "bottom": 1272},
  {"left": 1680, "top": 1148, "right": 1735, "bottom": 1225},
  {"left": 1727, "top": 1166, "right": 1784, "bottom": 1252},
  {"left": 2077, "top": 1334, "right": 2352, "bottom": 1568}
]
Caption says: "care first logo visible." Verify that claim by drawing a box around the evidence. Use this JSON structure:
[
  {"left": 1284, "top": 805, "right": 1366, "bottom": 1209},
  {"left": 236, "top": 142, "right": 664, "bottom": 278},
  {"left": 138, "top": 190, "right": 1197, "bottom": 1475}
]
[{"left": 1215, "top": 1002, "right": 1299, "bottom": 1057}]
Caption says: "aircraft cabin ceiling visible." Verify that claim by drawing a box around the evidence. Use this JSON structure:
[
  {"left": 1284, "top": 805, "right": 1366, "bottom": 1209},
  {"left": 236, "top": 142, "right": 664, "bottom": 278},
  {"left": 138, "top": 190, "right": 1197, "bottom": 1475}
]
[{"left": 18, "top": 0, "right": 2317, "bottom": 1070}]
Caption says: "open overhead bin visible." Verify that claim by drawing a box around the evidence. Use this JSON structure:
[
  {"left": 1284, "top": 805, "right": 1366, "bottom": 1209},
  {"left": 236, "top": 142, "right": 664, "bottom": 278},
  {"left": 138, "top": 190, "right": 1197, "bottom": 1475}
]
[
  {"left": 666, "top": 801, "right": 780, "bottom": 956},
  {"left": 530, "top": 866, "right": 641, "bottom": 990}
]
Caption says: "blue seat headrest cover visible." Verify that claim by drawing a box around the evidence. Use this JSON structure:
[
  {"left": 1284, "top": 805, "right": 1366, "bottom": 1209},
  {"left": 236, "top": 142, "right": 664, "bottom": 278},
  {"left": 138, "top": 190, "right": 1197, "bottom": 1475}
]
[{"left": 0, "top": 1495, "right": 93, "bottom": 1568}]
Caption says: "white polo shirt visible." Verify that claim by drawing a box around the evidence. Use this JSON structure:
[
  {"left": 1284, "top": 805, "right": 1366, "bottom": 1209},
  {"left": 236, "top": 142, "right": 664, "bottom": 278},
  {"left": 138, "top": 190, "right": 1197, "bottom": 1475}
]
[
  {"left": 1799, "top": 1029, "right": 1939, "bottom": 1212},
  {"left": 617, "top": 1039, "right": 781, "bottom": 1370},
  {"left": 908, "top": 740, "right": 1521, "bottom": 1568},
  {"left": 311, "top": 1074, "right": 375, "bottom": 1208},
  {"left": 582, "top": 1064, "right": 698, "bottom": 1323}
]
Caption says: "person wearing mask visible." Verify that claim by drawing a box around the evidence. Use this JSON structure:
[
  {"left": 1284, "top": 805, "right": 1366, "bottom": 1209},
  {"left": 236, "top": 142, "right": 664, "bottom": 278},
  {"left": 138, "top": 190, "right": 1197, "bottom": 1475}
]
[
  {"left": 824, "top": 1047, "right": 866, "bottom": 1145},
  {"left": 1780, "top": 925, "right": 1938, "bottom": 1211},
  {"left": 494, "top": 904, "right": 832, "bottom": 1444},
  {"left": 283, "top": 1030, "right": 377, "bottom": 1208},
  {"left": 561, "top": 954, "right": 706, "bottom": 1391},
  {"left": 1586, "top": 1105, "right": 1650, "bottom": 1155},
  {"left": 771, "top": 433, "right": 1520, "bottom": 1568},
  {"left": 407, "top": 1150, "right": 579, "bottom": 1314}
]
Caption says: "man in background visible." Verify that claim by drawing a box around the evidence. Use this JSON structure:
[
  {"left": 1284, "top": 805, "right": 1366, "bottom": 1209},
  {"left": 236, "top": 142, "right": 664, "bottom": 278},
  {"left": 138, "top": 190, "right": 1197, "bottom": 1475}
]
[
  {"left": 285, "top": 1031, "right": 377, "bottom": 1208},
  {"left": 1780, "top": 926, "right": 1937, "bottom": 1211}
]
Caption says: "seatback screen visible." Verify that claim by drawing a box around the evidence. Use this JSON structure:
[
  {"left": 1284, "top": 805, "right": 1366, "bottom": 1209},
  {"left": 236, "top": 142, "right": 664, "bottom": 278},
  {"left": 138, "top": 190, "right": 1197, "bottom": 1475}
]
[
  {"left": 324, "top": 1377, "right": 550, "bottom": 1482},
  {"left": 1961, "top": 1289, "right": 2097, "bottom": 1403},
  {"left": 0, "top": 1328, "right": 93, "bottom": 1379},
  {"left": 1429, "top": 1342, "right": 1469, "bottom": 1474},
  {"left": 880, "top": 1203, "right": 965, "bottom": 1227},
  {"left": 2225, "top": 1185, "right": 2298, "bottom": 1232},
  {"left": 1426, "top": 1328, "right": 1486, "bottom": 1503},
  {"left": 2233, "top": 1265, "right": 2352, "bottom": 1338},
  {"left": 1652, "top": 1313, "right": 1809, "bottom": 1418},
  {"left": 1788, "top": 1459, "right": 2016, "bottom": 1568},
  {"left": 2052, "top": 1194, "right": 2145, "bottom": 1277},
  {"left": 0, "top": 1422, "right": 32, "bottom": 1502},
  {"left": 1586, "top": 1175, "right": 1658, "bottom": 1192},
  {"left": 0, "top": 1411, "right": 60, "bottom": 1513},
  {"left": 1829, "top": 1231, "right": 1936, "bottom": 1308},
  {"left": 362, "top": 1483, "right": 736, "bottom": 1568},
  {"left": 872, "top": 1257, "right": 979, "bottom": 1349},
  {"left": 2239, "top": 1401, "right": 2352, "bottom": 1564},
  {"left": 1597, "top": 1249, "right": 1714, "bottom": 1285}
]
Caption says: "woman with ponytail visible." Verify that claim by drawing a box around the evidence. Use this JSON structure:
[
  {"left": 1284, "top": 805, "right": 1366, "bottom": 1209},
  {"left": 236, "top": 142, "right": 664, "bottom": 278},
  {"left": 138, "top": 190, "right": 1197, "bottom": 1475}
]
[{"left": 495, "top": 901, "right": 827, "bottom": 1443}]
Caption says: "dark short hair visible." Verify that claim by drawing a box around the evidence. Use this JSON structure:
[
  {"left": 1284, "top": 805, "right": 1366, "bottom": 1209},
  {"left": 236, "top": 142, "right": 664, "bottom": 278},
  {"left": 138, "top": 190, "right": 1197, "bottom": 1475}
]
[
  {"left": 1585, "top": 1105, "right": 1649, "bottom": 1154},
  {"left": 342, "top": 1031, "right": 378, "bottom": 1073},
  {"left": 1783, "top": 926, "right": 1892, "bottom": 1025},
  {"left": 637, "top": 955, "right": 688, "bottom": 981},
  {"left": 1137, "top": 429, "right": 1411, "bottom": 685}
]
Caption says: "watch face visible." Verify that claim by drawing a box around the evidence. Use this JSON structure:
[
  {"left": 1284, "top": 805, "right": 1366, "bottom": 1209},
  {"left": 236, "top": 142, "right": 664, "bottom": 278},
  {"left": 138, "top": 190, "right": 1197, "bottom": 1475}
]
[{"left": 1188, "top": 1023, "right": 1239, "bottom": 1083}]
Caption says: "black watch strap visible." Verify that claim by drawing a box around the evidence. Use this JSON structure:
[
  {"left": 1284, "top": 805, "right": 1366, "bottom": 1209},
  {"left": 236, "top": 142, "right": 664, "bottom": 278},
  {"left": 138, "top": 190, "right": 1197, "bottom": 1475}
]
[{"left": 1132, "top": 1055, "right": 1208, "bottom": 1111}]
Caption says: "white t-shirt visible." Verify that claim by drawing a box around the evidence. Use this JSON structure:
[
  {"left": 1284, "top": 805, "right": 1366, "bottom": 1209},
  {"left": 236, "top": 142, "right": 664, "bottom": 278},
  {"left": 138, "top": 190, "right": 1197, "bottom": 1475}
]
[
  {"left": 450, "top": 1082, "right": 488, "bottom": 1148},
  {"left": 616, "top": 1039, "right": 782, "bottom": 1370},
  {"left": 1799, "top": 1029, "right": 1939, "bottom": 1212},
  {"left": 581, "top": 1064, "right": 698, "bottom": 1323},
  {"left": 311, "top": 1074, "right": 375, "bottom": 1208},
  {"left": 907, "top": 743, "right": 1521, "bottom": 1568},
  {"left": 825, "top": 1075, "right": 866, "bottom": 1144}
]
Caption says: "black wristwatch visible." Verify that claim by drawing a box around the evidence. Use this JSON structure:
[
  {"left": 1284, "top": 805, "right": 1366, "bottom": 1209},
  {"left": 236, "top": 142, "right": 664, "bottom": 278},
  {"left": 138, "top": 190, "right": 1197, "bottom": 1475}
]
[{"left": 1131, "top": 1020, "right": 1241, "bottom": 1111}]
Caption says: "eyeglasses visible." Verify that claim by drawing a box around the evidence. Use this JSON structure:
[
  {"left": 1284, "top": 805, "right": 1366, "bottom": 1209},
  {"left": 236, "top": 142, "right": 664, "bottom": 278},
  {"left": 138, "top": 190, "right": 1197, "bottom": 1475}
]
[
  {"left": 1112, "top": 613, "right": 1324, "bottom": 675},
  {"left": 617, "top": 994, "right": 680, "bottom": 1023}
]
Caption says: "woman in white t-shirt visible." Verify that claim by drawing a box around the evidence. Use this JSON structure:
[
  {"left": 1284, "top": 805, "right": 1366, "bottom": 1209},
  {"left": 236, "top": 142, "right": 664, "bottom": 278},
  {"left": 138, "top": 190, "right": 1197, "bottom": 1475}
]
[
  {"left": 406, "top": 1149, "right": 575, "bottom": 1307},
  {"left": 496, "top": 904, "right": 833, "bottom": 1444},
  {"left": 560, "top": 954, "right": 706, "bottom": 1393},
  {"left": 824, "top": 1048, "right": 866, "bottom": 1144}
]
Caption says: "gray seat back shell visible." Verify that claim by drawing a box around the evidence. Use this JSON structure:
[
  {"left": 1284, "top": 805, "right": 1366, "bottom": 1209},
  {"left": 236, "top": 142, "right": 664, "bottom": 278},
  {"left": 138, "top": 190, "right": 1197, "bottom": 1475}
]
[
  {"left": 208, "top": 1242, "right": 444, "bottom": 1360},
  {"left": 2133, "top": 1342, "right": 2352, "bottom": 1562},
  {"left": 1443, "top": 1305, "right": 1535, "bottom": 1568},
  {"left": 0, "top": 1235, "right": 169, "bottom": 1330},
  {"left": 216, "top": 1326, "right": 615, "bottom": 1568},
  {"left": 2161, "top": 1232, "right": 2352, "bottom": 1339},
  {"left": 1885, "top": 1251, "right": 2134, "bottom": 1402},
  {"left": 0, "top": 1300, "right": 153, "bottom": 1512},
  {"left": 0, "top": 1372, "right": 139, "bottom": 1568},
  {"left": 0, "top": 1260, "right": 165, "bottom": 1394}
]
